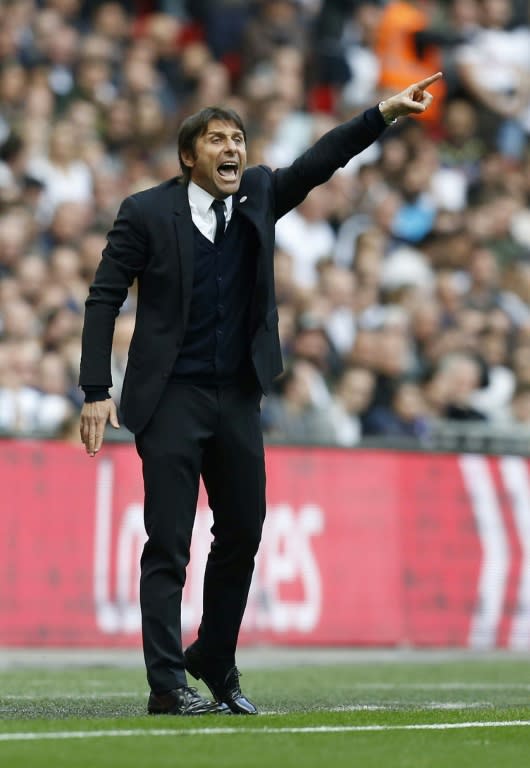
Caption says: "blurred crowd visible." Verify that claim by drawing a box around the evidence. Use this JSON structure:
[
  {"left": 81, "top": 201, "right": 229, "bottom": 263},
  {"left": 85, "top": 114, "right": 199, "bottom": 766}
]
[{"left": 0, "top": 0, "right": 529, "bottom": 446}]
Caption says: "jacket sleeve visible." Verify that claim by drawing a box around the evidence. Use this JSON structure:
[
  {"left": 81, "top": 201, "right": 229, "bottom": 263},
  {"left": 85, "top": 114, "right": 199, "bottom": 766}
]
[
  {"left": 272, "top": 106, "right": 387, "bottom": 221},
  {"left": 79, "top": 195, "right": 147, "bottom": 387}
]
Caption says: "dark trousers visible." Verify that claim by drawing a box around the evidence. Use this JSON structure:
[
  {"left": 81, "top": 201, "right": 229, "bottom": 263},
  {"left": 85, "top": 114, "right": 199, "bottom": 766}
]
[{"left": 135, "top": 377, "right": 266, "bottom": 694}]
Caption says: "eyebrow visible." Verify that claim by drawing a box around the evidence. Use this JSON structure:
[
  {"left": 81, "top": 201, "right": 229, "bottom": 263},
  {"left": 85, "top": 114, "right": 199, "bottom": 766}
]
[{"left": 206, "top": 130, "right": 244, "bottom": 139}]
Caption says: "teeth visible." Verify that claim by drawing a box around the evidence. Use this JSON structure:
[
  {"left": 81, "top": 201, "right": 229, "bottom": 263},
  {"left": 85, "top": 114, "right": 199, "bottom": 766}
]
[{"left": 218, "top": 163, "right": 237, "bottom": 178}]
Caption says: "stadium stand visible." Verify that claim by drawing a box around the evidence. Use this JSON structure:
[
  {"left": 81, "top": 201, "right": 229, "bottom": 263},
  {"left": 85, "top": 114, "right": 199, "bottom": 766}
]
[{"left": 0, "top": 0, "right": 529, "bottom": 454}]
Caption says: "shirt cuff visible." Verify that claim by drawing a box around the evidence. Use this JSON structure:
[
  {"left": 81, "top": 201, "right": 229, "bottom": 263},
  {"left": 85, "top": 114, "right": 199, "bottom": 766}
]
[{"left": 82, "top": 387, "right": 111, "bottom": 403}]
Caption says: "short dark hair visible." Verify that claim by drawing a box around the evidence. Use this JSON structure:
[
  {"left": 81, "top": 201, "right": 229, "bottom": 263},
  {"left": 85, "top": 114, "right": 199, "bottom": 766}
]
[{"left": 177, "top": 106, "right": 246, "bottom": 184}]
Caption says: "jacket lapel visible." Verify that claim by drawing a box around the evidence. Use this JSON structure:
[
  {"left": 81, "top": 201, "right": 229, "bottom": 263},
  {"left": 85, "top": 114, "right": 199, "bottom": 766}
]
[
  {"left": 233, "top": 188, "right": 270, "bottom": 328},
  {"left": 233, "top": 187, "right": 264, "bottom": 232},
  {"left": 172, "top": 183, "right": 195, "bottom": 307}
]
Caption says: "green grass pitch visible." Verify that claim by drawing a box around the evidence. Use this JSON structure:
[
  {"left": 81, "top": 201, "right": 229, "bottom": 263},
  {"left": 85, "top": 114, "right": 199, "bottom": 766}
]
[{"left": 1, "top": 652, "right": 530, "bottom": 767}]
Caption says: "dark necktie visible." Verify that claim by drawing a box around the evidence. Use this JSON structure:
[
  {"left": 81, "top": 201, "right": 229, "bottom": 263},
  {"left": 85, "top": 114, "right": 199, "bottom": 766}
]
[{"left": 212, "top": 199, "right": 226, "bottom": 245}]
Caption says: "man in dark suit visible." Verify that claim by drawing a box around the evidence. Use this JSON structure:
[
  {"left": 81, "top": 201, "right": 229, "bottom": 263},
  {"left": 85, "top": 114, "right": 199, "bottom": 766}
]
[{"left": 79, "top": 73, "right": 441, "bottom": 716}]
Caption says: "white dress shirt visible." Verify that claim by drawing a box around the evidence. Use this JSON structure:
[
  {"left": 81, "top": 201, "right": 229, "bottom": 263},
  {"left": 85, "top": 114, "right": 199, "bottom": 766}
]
[{"left": 187, "top": 181, "right": 233, "bottom": 242}]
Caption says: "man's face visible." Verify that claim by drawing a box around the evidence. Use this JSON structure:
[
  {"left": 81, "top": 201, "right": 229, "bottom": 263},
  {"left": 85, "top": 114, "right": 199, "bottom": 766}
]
[{"left": 182, "top": 119, "right": 246, "bottom": 198}]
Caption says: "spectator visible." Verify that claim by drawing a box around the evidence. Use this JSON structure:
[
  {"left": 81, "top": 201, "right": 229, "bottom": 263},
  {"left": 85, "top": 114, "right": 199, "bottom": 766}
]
[
  {"left": 371, "top": 325, "right": 416, "bottom": 408},
  {"left": 191, "top": 0, "right": 251, "bottom": 66},
  {"left": 455, "top": 0, "right": 530, "bottom": 158},
  {"left": 363, "top": 377, "right": 431, "bottom": 440},
  {"left": 438, "top": 98, "right": 485, "bottom": 187},
  {"left": 436, "top": 351, "right": 488, "bottom": 420},
  {"left": 43, "top": 21, "right": 79, "bottom": 108},
  {"left": 49, "top": 245, "right": 88, "bottom": 309},
  {"left": 498, "top": 382, "right": 530, "bottom": 426},
  {"left": 262, "top": 360, "right": 336, "bottom": 444},
  {"left": 328, "top": 365, "right": 376, "bottom": 445},
  {"left": 290, "top": 310, "right": 342, "bottom": 397},
  {"left": 317, "top": 261, "right": 357, "bottom": 356},
  {"left": 0, "top": 209, "right": 35, "bottom": 276},
  {"left": 374, "top": 0, "right": 447, "bottom": 128},
  {"left": 15, "top": 254, "right": 49, "bottom": 308},
  {"left": 0, "top": 298, "right": 39, "bottom": 342},
  {"left": 27, "top": 120, "right": 93, "bottom": 225},
  {"left": 469, "top": 324, "right": 515, "bottom": 418},
  {"left": 340, "top": 1, "right": 382, "bottom": 112},
  {"left": 0, "top": 340, "right": 71, "bottom": 436},
  {"left": 0, "top": 339, "right": 39, "bottom": 435},
  {"left": 242, "top": 0, "right": 310, "bottom": 71},
  {"left": 511, "top": 343, "right": 530, "bottom": 389},
  {"left": 275, "top": 187, "right": 337, "bottom": 289},
  {"left": 0, "top": 132, "right": 28, "bottom": 205},
  {"left": 35, "top": 350, "right": 75, "bottom": 434}
]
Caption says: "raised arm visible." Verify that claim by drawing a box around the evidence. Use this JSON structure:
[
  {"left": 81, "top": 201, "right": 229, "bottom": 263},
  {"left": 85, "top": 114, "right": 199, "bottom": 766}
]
[{"left": 273, "top": 72, "right": 443, "bottom": 220}]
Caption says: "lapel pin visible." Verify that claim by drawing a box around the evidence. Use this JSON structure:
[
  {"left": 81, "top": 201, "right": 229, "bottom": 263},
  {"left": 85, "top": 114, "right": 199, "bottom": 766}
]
[{"left": 240, "top": 196, "right": 247, "bottom": 203}]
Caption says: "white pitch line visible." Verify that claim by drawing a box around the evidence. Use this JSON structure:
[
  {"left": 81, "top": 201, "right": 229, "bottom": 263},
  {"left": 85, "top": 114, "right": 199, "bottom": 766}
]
[
  {"left": 0, "top": 692, "right": 142, "bottom": 700},
  {"left": 1, "top": 721, "right": 530, "bottom": 742},
  {"left": 325, "top": 703, "right": 491, "bottom": 712},
  {"left": 348, "top": 682, "right": 530, "bottom": 690}
]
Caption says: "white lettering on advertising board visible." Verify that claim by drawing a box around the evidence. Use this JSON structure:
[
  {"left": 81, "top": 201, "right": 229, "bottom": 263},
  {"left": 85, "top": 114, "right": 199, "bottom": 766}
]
[{"left": 93, "top": 459, "right": 324, "bottom": 635}]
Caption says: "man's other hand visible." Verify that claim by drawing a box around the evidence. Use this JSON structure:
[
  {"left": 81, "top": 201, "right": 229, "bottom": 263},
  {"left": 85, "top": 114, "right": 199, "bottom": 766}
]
[{"left": 80, "top": 399, "right": 120, "bottom": 456}]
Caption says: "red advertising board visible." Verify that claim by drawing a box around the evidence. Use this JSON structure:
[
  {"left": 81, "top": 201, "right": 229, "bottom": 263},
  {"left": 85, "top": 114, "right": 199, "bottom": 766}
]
[{"left": 1, "top": 440, "right": 529, "bottom": 649}]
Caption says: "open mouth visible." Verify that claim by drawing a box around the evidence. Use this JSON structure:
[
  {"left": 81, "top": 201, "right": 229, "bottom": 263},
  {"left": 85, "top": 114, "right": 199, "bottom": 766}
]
[{"left": 217, "top": 162, "right": 238, "bottom": 181}]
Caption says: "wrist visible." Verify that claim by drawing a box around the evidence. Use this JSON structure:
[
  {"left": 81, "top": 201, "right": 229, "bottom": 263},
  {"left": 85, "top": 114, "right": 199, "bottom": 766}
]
[
  {"left": 378, "top": 101, "right": 398, "bottom": 126},
  {"left": 83, "top": 387, "right": 111, "bottom": 403}
]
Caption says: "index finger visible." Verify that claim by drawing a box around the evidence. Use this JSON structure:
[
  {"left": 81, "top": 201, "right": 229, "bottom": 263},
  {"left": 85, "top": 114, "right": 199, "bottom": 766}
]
[{"left": 413, "top": 72, "right": 443, "bottom": 90}]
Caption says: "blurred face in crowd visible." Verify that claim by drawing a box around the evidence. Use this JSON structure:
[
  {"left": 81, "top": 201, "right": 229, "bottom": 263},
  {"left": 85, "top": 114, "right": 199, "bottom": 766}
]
[
  {"left": 478, "top": 329, "right": 509, "bottom": 366},
  {"left": 337, "top": 368, "right": 375, "bottom": 415},
  {"left": 450, "top": 0, "right": 480, "bottom": 29},
  {"left": 49, "top": 122, "right": 78, "bottom": 164},
  {"left": 481, "top": 0, "right": 512, "bottom": 28},
  {"left": 293, "top": 326, "right": 330, "bottom": 371},
  {"left": 444, "top": 99, "right": 477, "bottom": 144},
  {"left": 262, "top": 0, "right": 298, "bottom": 24},
  {"left": 283, "top": 361, "right": 315, "bottom": 410},
  {"left": 469, "top": 247, "right": 499, "bottom": 287},
  {"left": 444, "top": 354, "right": 481, "bottom": 405},
  {"left": 393, "top": 382, "right": 426, "bottom": 422},
  {"left": 512, "top": 345, "right": 530, "bottom": 385},
  {"left": 376, "top": 330, "right": 409, "bottom": 377},
  {"left": 39, "top": 352, "right": 69, "bottom": 395},
  {"left": 181, "top": 119, "right": 247, "bottom": 199},
  {"left": 512, "top": 388, "right": 530, "bottom": 423}
]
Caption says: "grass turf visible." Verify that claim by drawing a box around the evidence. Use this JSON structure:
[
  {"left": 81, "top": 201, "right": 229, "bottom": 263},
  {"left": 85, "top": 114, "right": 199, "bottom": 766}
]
[{"left": 1, "top": 655, "right": 530, "bottom": 767}]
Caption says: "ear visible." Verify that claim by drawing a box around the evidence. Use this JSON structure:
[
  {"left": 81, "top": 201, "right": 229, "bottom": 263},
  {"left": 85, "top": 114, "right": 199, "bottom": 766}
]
[{"left": 180, "top": 150, "right": 195, "bottom": 169}]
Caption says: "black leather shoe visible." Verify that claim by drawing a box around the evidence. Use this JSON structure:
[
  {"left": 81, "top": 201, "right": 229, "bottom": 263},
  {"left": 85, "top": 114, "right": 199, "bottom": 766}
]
[
  {"left": 147, "top": 685, "right": 229, "bottom": 715},
  {"left": 184, "top": 644, "right": 258, "bottom": 715}
]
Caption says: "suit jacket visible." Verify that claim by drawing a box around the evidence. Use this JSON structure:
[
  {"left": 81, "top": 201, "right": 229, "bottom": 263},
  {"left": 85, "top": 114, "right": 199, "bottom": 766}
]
[{"left": 79, "top": 107, "right": 386, "bottom": 434}]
